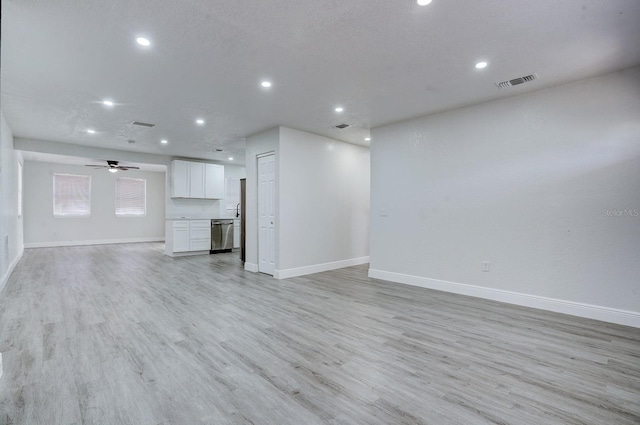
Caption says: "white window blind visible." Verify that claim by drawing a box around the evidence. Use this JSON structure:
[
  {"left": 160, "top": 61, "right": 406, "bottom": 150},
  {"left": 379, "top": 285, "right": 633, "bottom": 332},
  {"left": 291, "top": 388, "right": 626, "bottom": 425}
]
[
  {"left": 115, "top": 177, "right": 146, "bottom": 217},
  {"left": 53, "top": 173, "right": 91, "bottom": 217}
]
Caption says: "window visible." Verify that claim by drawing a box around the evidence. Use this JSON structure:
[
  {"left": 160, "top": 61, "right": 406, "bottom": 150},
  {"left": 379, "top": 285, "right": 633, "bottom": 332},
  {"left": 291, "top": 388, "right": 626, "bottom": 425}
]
[
  {"left": 115, "top": 177, "right": 146, "bottom": 217},
  {"left": 53, "top": 174, "right": 91, "bottom": 217},
  {"left": 17, "top": 161, "right": 23, "bottom": 217}
]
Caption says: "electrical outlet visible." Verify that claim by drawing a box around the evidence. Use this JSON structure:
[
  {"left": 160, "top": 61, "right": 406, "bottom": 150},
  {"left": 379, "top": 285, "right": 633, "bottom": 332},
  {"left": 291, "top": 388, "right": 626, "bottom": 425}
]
[{"left": 482, "top": 261, "right": 490, "bottom": 272}]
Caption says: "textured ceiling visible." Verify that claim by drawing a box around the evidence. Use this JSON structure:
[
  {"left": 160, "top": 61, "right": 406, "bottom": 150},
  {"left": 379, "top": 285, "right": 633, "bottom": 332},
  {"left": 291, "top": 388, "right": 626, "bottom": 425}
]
[{"left": 2, "top": 0, "right": 640, "bottom": 164}]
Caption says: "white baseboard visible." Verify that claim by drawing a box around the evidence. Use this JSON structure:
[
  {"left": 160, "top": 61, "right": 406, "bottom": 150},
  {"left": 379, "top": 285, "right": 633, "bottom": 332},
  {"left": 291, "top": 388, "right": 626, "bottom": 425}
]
[
  {"left": 164, "top": 250, "right": 211, "bottom": 258},
  {"left": 24, "top": 237, "right": 164, "bottom": 249},
  {"left": 0, "top": 245, "right": 24, "bottom": 296},
  {"left": 244, "top": 262, "right": 259, "bottom": 273},
  {"left": 275, "top": 256, "right": 370, "bottom": 280},
  {"left": 368, "top": 269, "right": 640, "bottom": 329}
]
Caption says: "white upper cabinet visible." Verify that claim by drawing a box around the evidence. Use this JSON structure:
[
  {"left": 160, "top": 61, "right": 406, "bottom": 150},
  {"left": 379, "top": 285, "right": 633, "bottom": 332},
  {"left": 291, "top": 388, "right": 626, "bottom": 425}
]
[
  {"left": 189, "top": 162, "right": 205, "bottom": 199},
  {"left": 171, "top": 160, "right": 190, "bottom": 198},
  {"left": 171, "top": 160, "right": 224, "bottom": 199},
  {"left": 205, "top": 164, "right": 224, "bottom": 199}
]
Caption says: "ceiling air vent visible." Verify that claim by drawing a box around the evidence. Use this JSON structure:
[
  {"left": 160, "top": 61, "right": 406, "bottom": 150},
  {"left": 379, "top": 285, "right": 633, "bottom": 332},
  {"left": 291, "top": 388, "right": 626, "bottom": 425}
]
[
  {"left": 496, "top": 73, "right": 538, "bottom": 89},
  {"left": 130, "top": 121, "right": 156, "bottom": 128},
  {"left": 333, "top": 123, "right": 350, "bottom": 129}
]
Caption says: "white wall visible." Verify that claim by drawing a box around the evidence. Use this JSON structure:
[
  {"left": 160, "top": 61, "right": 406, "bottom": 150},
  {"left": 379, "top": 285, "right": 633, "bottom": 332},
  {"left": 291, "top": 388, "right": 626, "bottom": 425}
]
[
  {"left": 369, "top": 67, "right": 640, "bottom": 327},
  {"left": 217, "top": 164, "right": 246, "bottom": 218},
  {"left": 0, "top": 111, "right": 24, "bottom": 294},
  {"left": 23, "top": 161, "right": 166, "bottom": 247},
  {"left": 224, "top": 164, "right": 247, "bottom": 180},
  {"left": 244, "top": 127, "right": 280, "bottom": 272},
  {"left": 277, "top": 127, "right": 370, "bottom": 277}
]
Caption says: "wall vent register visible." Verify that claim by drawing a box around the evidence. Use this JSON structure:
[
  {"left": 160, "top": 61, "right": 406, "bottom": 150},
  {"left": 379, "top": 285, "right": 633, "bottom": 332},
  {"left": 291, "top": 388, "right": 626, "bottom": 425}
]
[{"left": 496, "top": 73, "right": 538, "bottom": 89}]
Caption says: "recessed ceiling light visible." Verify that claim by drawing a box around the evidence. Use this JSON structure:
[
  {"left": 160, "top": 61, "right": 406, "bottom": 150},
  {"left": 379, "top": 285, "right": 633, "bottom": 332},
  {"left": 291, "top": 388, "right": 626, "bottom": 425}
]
[
  {"left": 417, "top": 0, "right": 432, "bottom": 5},
  {"left": 136, "top": 37, "right": 151, "bottom": 47},
  {"left": 160, "top": 139, "right": 168, "bottom": 144},
  {"left": 103, "top": 100, "right": 114, "bottom": 107},
  {"left": 365, "top": 137, "right": 371, "bottom": 141},
  {"left": 335, "top": 107, "right": 344, "bottom": 113},
  {"left": 261, "top": 81, "right": 272, "bottom": 88},
  {"left": 475, "top": 61, "right": 488, "bottom": 69},
  {"left": 228, "top": 157, "right": 234, "bottom": 161},
  {"left": 87, "top": 129, "right": 96, "bottom": 134},
  {"left": 196, "top": 119, "right": 205, "bottom": 125},
  {"left": 108, "top": 168, "right": 118, "bottom": 173}
]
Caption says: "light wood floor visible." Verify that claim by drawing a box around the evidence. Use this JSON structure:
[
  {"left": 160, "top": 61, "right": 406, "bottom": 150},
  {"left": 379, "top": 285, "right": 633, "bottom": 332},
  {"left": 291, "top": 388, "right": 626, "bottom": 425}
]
[{"left": 0, "top": 243, "right": 638, "bottom": 425}]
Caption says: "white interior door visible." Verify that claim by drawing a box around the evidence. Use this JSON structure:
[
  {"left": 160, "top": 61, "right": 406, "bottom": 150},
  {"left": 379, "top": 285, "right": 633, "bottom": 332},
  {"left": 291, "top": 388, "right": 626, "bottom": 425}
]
[{"left": 258, "top": 154, "right": 276, "bottom": 275}]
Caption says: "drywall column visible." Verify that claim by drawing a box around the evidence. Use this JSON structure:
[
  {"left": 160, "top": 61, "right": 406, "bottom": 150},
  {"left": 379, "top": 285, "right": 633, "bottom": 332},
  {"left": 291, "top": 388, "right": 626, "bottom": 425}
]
[
  {"left": 244, "top": 127, "right": 280, "bottom": 272},
  {"left": 277, "top": 127, "right": 370, "bottom": 278},
  {"left": 0, "top": 111, "right": 24, "bottom": 293}
]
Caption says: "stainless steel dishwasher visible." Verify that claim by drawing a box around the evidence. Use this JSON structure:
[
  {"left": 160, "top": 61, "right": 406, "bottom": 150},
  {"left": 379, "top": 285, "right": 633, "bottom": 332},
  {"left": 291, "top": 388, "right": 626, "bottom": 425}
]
[{"left": 211, "top": 219, "right": 234, "bottom": 253}]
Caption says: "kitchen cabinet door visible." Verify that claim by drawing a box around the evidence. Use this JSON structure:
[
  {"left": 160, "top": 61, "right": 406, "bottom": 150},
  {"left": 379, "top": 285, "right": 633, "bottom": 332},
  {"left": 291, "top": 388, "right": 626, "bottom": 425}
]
[
  {"left": 189, "top": 239, "right": 211, "bottom": 251},
  {"left": 233, "top": 222, "right": 240, "bottom": 248},
  {"left": 171, "top": 160, "right": 190, "bottom": 198},
  {"left": 173, "top": 227, "right": 190, "bottom": 252},
  {"left": 204, "top": 164, "right": 224, "bottom": 199},
  {"left": 189, "top": 220, "right": 211, "bottom": 251},
  {"left": 189, "top": 162, "right": 205, "bottom": 198}
]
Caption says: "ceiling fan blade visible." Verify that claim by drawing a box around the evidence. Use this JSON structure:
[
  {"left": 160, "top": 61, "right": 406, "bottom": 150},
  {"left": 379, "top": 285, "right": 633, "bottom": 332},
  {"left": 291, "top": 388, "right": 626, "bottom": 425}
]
[{"left": 85, "top": 160, "right": 140, "bottom": 171}]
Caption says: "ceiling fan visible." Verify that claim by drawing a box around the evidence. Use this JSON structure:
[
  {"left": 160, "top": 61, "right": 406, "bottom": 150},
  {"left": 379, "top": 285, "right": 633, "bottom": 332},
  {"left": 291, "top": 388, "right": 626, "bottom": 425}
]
[{"left": 85, "top": 160, "right": 140, "bottom": 173}]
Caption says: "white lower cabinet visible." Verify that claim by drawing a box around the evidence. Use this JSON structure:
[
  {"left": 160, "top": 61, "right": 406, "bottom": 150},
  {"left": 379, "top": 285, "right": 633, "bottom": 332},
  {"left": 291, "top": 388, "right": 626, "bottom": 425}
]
[
  {"left": 172, "top": 220, "right": 190, "bottom": 252},
  {"left": 233, "top": 219, "right": 240, "bottom": 249},
  {"left": 189, "top": 220, "right": 211, "bottom": 251},
  {"left": 166, "top": 219, "right": 211, "bottom": 255}
]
